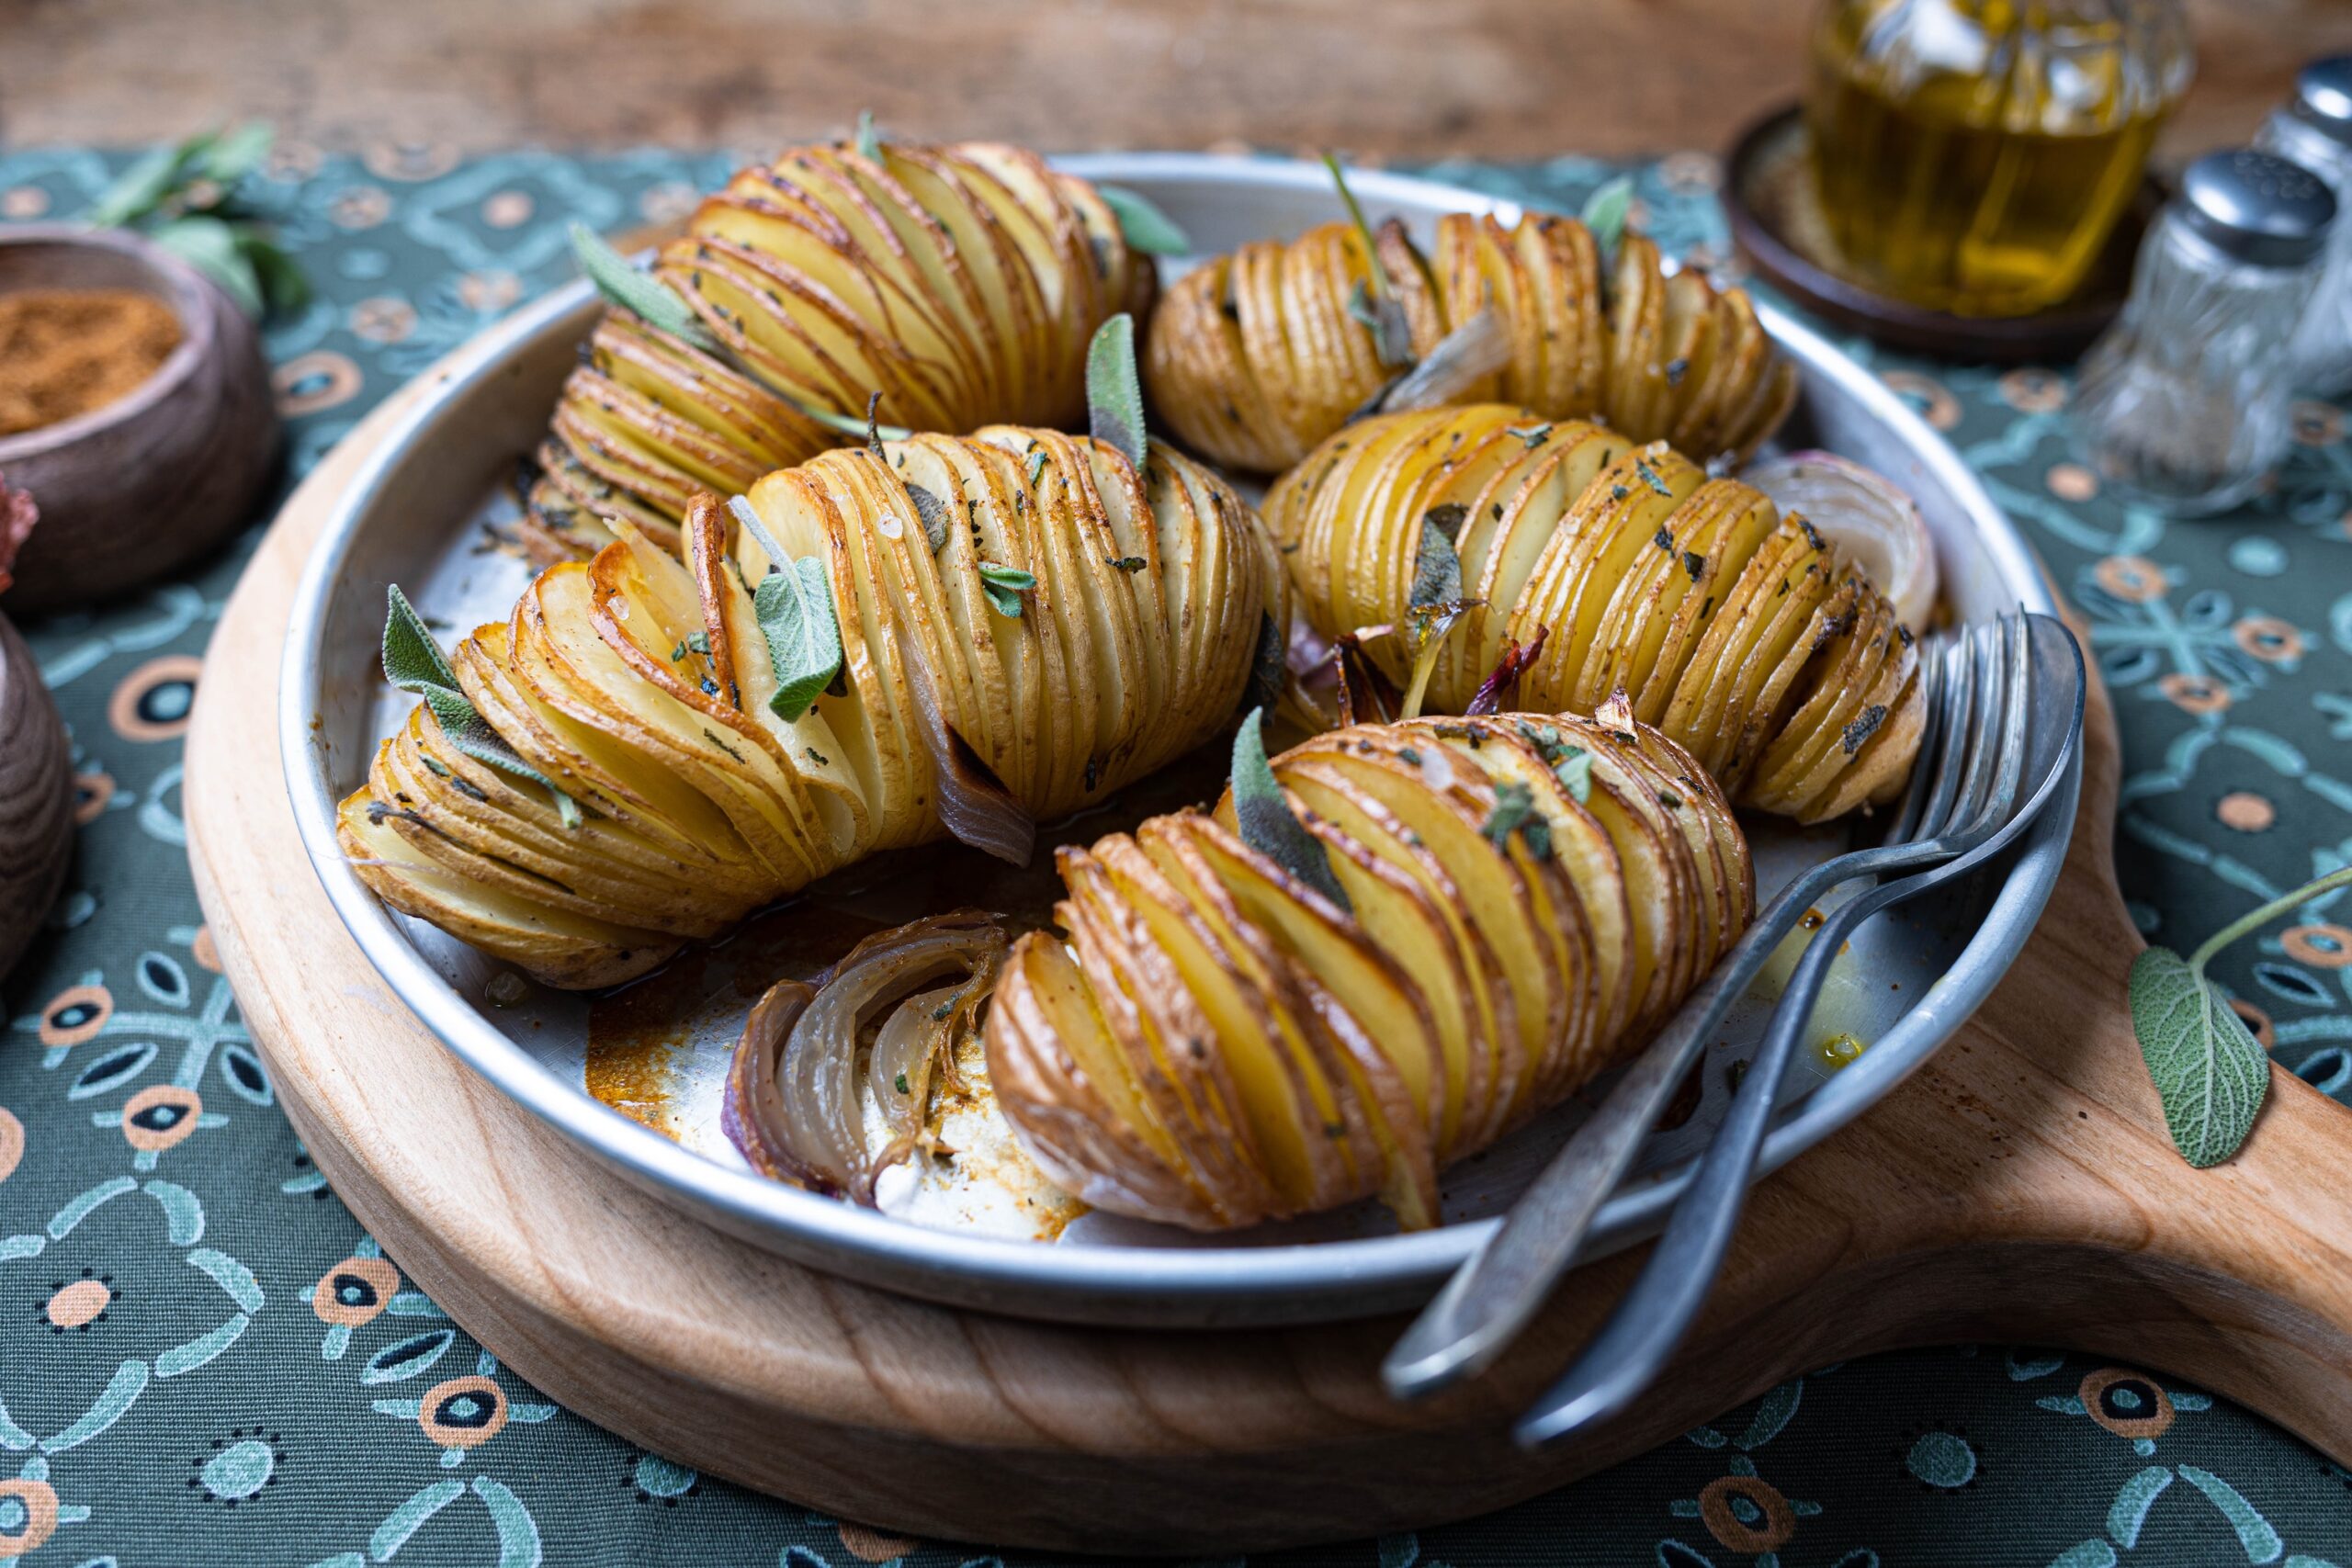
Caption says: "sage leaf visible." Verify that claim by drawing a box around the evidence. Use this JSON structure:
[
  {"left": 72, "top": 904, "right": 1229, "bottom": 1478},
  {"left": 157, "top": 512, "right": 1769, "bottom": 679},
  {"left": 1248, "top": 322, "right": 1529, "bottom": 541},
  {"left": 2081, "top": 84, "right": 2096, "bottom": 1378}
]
[
  {"left": 978, "top": 560, "right": 1036, "bottom": 618},
  {"left": 1086, "top": 312, "right": 1147, "bottom": 470},
  {"left": 1245, "top": 612, "right": 1286, "bottom": 719},
  {"left": 1581, "top": 175, "right": 1634, "bottom": 259},
  {"left": 906, "top": 482, "right": 951, "bottom": 551},
  {"left": 855, "top": 109, "right": 883, "bottom": 162},
  {"left": 1324, "top": 153, "right": 1413, "bottom": 369},
  {"left": 87, "top": 139, "right": 196, "bottom": 226},
  {"left": 569, "top": 220, "right": 719, "bottom": 351},
  {"left": 151, "top": 215, "right": 262, "bottom": 317},
  {"left": 382, "top": 586, "right": 580, "bottom": 828},
  {"left": 1096, "top": 184, "right": 1191, "bottom": 255},
  {"left": 1408, "top": 518, "right": 1464, "bottom": 622},
  {"left": 2129, "top": 947, "right": 2268, "bottom": 1168},
  {"left": 1555, "top": 746, "right": 1593, "bottom": 804},
  {"left": 383, "top": 583, "right": 462, "bottom": 694},
  {"left": 1230, "top": 709, "right": 1351, "bottom": 913},
  {"left": 752, "top": 556, "right": 843, "bottom": 721},
  {"left": 200, "top": 121, "right": 275, "bottom": 186}
]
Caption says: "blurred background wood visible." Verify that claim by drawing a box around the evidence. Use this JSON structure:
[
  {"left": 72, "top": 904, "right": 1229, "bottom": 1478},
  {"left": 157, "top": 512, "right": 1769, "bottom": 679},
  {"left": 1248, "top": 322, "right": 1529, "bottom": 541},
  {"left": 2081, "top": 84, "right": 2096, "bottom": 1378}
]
[{"left": 4, "top": 0, "right": 2345, "bottom": 162}]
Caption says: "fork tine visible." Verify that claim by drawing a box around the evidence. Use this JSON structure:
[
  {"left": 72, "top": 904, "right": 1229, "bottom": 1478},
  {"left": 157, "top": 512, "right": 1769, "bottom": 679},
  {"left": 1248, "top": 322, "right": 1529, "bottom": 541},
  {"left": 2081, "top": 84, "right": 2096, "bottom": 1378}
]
[
  {"left": 1885, "top": 637, "right": 1947, "bottom": 845},
  {"left": 1970, "top": 611, "right": 2034, "bottom": 836},
  {"left": 1910, "top": 630, "right": 1974, "bottom": 841},
  {"left": 1945, "top": 619, "right": 2009, "bottom": 837}
]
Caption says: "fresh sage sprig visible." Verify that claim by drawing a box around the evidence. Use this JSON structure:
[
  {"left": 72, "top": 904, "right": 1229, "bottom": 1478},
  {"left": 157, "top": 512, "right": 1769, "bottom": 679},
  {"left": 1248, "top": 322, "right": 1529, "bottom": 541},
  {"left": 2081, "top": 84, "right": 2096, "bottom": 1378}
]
[
  {"left": 1580, "top": 175, "right": 1634, "bottom": 262},
  {"left": 1323, "top": 153, "right": 1414, "bottom": 370},
  {"left": 727, "top": 496, "right": 842, "bottom": 722},
  {"left": 854, "top": 110, "right": 885, "bottom": 162},
  {"left": 2130, "top": 863, "right": 2352, "bottom": 1167},
  {"left": 86, "top": 123, "right": 307, "bottom": 318},
  {"left": 977, "top": 561, "right": 1037, "bottom": 618},
  {"left": 381, "top": 586, "right": 581, "bottom": 828},
  {"left": 1230, "top": 708, "right": 1351, "bottom": 913},
  {"left": 1095, "top": 185, "right": 1191, "bottom": 255},
  {"left": 1086, "top": 313, "right": 1148, "bottom": 470},
  {"left": 569, "top": 221, "right": 721, "bottom": 351}
]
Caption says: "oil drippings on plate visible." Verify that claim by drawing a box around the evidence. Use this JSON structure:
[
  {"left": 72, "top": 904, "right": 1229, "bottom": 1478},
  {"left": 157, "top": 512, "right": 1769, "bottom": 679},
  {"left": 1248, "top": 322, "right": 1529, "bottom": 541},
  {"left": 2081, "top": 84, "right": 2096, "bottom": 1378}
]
[{"left": 582, "top": 740, "right": 1237, "bottom": 1238}]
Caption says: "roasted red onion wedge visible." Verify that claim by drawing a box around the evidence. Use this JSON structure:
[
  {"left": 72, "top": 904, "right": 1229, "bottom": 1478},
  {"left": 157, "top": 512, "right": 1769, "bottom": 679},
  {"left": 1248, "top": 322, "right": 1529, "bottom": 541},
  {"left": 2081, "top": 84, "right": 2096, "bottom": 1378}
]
[{"left": 723, "top": 911, "right": 1008, "bottom": 1203}]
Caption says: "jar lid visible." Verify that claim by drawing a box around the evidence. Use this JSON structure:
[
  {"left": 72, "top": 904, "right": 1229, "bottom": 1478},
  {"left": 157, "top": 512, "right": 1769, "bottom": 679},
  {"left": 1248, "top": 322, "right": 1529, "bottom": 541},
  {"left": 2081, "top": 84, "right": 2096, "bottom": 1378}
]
[
  {"left": 2291, "top": 55, "right": 2352, "bottom": 144},
  {"left": 2177, "top": 149, "right": 2336, "bottom": 267}
]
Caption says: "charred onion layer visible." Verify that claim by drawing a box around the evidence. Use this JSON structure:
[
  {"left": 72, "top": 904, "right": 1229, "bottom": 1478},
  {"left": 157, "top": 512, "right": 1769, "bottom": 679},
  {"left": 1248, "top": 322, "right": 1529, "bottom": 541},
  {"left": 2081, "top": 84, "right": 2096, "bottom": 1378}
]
[
  {"left": 339, "top": 431, "right": 1284, "bottom": 988},
  {"left": 985, "top": 709, "right": 1751, "bottom": 1231},
  {"left": 1144, "top": 212, "right": 1794, "bottom": 474},
  {"left": 523, "top": 139, "right": 1155, "bottom": 564},
  {"left": 1266, "top": 405, "right": 1924, "bottom": 823}
]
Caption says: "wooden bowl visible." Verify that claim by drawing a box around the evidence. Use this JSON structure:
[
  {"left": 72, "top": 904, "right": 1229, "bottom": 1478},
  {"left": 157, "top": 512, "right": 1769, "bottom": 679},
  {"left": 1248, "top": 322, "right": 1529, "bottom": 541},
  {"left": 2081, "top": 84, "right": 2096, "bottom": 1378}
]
[
  {"left": 0, "top": 607, "right": 72, "bottom": 981},
  {"left": 1723, "top": 104, "right": 2155, "bottom": 363},
  {"left": 0, "top": 224, "right": 278, "bottom": 614}
]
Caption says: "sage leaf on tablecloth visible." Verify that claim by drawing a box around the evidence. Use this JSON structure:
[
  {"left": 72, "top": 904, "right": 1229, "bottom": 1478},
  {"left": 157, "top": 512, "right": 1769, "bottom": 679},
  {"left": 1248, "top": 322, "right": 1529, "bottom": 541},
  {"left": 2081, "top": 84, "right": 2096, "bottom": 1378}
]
[
  {"left": 1096, "top": 185, "right": 1191, "bottom": 255},
  {"left": 1086, "top": 312, "right": 1148, "bottom": 470},
  {"left": 152, "top": 215, "right": 262, "bottom": 317},
  {"left": 382, "top": 585, "right": 581, "bottom": 828},
  {"left": 1230, "top": 708, "right": 1351, "bottom": 914},
  {"left": 2129, "top": 863, "right": 2352, "bottom": 1166},
  {"left": 569, "top": 220, "right": 720, "bottom": 352}
]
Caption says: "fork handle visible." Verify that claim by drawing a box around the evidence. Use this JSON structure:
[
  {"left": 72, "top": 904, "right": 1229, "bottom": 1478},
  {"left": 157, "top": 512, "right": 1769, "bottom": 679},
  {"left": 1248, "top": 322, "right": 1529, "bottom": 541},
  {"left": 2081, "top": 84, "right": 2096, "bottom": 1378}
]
[
  {"left": 1511, "top": 875, "right": 1884, "bottom": 1448},
  {"left": 1381, "top": 853, "right": 1868, "bottom": 1401}
]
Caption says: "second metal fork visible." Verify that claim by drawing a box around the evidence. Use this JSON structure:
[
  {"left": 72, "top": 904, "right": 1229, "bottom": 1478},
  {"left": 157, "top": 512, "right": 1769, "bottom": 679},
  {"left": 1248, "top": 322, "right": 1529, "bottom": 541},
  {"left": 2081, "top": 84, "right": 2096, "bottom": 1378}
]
[{"left": 1385, "top": 612, "right": 2041, "bottom": 1407}]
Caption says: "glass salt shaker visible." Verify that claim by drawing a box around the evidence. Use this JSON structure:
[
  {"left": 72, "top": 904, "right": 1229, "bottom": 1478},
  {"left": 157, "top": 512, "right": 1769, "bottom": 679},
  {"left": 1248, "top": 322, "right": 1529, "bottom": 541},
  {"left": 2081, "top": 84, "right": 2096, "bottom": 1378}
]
[
  {"left": 2073, "top": 149, "right": 2335, "bottom": 515},
  {"left": 2255, "top": 56, "right": 2352, "bottom": 394}
]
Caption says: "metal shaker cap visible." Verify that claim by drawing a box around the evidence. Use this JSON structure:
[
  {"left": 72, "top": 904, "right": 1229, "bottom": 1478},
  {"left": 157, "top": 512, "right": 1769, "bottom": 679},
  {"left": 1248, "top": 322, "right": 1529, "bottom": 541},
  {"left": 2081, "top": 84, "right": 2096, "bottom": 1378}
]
[
  {"left": 2291, "top": 55, "right": 2352, "bottom": 144},
  {"left": 2177, "top": 149, "right": 2336, "bottom": 267}
]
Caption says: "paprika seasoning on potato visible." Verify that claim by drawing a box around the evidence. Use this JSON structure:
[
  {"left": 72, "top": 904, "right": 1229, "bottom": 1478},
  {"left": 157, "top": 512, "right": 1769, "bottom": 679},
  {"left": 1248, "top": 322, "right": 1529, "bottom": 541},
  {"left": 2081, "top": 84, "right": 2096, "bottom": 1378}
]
[{"left": 0, "top": 288, "right": 184, "bottom": 437}]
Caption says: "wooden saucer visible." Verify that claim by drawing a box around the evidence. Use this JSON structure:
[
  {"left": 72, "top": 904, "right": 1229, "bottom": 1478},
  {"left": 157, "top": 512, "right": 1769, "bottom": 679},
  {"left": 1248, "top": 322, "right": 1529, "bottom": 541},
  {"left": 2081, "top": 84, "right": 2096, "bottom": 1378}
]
[{"left": 184, "top": 371, "right": 2352, "bottom": 1553}]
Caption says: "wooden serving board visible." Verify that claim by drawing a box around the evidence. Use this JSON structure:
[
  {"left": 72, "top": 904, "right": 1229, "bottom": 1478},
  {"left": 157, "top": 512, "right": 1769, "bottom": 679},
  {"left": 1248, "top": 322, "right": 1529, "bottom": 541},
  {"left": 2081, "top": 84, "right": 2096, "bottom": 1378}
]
[{"left": 186, "top": 376, "right": 2352, "bottom": 1554}]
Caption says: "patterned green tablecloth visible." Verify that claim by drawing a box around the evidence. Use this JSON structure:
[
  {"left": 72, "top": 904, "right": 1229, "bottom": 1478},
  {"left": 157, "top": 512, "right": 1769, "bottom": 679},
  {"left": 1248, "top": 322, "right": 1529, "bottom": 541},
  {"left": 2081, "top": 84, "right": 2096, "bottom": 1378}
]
[{"left": 3, "top": 143, "right": 2350, "bottom": 1568}]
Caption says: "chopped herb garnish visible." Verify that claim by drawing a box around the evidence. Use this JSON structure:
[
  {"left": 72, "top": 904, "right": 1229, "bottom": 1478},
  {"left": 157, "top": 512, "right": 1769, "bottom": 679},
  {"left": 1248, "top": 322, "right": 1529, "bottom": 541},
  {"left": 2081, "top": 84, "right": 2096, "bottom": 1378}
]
[
  {"left": 906, "top": 482, "right": 951, "bottom": 552},
  {"left": 703, "top": 727, "right": 746, "bottom": 763},
  {"left": 1684, "top": 550, "right": 1706, "bottom": 581},
  {"left": 1555, "top": 746, "right": 1593, "bottom": 804},
  {"left": 1634, "top": 457, "right": 1674, "bottom": 498},
  {"left": 1105, "top": 554, "right": 1147, "bottom": 572},
  {"left": 894, "top": 1072, "right": 910, "bottom": 1095},
  {"left": 1506, "top": 423, "right": 1553, "bottom": 447},
  {"left": 806, "top": 746, "right": 830, "bottom": 766},
  {"left": 1841, "top": 704, "right": 1888, "bottom": 755}
]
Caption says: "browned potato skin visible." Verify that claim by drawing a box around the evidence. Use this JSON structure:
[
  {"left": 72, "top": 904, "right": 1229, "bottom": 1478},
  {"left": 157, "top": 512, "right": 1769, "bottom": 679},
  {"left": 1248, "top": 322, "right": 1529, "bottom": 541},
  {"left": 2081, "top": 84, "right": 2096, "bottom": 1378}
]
[
  {"left": 1144, "top": 212, "right": 1795, "bottom": 476},
  {"left": 986, "top": 710, "right": 1751, "bottom": 1233},
  {"left": 522, "top": 139, "right": 1157, "bottom": 566},
  {"left": 340, "top": 433, "right": 1286, "bottom": 989},
  {"left": 1263, "top": 404, "right": 1923, "bottom": 824}
]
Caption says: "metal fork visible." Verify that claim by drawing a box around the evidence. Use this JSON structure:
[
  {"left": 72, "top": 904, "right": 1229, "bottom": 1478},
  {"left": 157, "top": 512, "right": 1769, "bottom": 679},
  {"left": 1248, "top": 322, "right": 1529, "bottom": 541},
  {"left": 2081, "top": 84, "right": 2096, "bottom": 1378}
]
[{"left": 1386, "top": 612, "right": 2063, "bottom": 1410}]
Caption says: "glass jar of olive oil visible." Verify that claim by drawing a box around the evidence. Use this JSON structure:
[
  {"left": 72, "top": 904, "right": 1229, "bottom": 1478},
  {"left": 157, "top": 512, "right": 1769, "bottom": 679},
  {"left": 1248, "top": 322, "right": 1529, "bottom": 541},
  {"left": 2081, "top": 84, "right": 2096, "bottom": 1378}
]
[{"left": 1806, "top": 0, "right": 2194, "bottom": 316}]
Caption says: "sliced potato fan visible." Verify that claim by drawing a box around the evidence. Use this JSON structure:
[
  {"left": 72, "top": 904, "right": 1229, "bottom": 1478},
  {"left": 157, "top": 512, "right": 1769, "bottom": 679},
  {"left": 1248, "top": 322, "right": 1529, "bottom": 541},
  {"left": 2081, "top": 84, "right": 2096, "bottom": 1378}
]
[
  {"left": 1145, "top": 211, "right": 1795, "bottom": 474},
  {"left": 985, "top": 710, "right": 1751, "bottom": 1232},
  {"left": 520, "top": 138, "right": 1154, "bottom": 565},
  {"left": 340, "top": 431, "right": 1285, "bottom": 988},
  {"left": 1264, "top": 404, "right": 1926, "bottom": 823}
]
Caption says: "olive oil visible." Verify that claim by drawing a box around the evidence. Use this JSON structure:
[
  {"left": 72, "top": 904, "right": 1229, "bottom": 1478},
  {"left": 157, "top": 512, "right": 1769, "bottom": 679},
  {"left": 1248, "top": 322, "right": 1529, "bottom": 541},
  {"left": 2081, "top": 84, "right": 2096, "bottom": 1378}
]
[{"left": 1805, "top": 0, "right": 2191, "bottom": 316}]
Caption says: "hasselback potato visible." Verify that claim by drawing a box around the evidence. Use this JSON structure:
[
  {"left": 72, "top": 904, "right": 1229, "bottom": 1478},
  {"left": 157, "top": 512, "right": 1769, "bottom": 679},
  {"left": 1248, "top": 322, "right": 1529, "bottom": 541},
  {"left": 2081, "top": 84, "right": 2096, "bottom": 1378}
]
[
  {"left": 342, "top": 429, "right": 1285, "bottom": 988},
  {"left": 522, "top": 139, "right": 1155, "bottom": 564},
  {"left": 1145, "top": 209, "right": 1795, "bottom": 474},
  {"left": 1265, "top": 404, "right": 1924, "bottom": 823},
  {"left": 986, "top": 708, "right": 1751, "bottom": 1231}
]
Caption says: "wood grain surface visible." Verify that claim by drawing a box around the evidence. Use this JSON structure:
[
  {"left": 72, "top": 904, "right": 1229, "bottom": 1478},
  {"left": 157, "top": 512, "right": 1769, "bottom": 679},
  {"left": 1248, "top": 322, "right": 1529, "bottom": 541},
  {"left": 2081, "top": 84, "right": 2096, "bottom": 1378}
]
[
  {"left": 182, "top": 356, "right": 2352, "bottom": 1552},
  {"left": 0, "top": 609, "right": 72, "bottom": 981},
  {"left": 6, "top": 0, "right": 2345, "bottom": 164}
]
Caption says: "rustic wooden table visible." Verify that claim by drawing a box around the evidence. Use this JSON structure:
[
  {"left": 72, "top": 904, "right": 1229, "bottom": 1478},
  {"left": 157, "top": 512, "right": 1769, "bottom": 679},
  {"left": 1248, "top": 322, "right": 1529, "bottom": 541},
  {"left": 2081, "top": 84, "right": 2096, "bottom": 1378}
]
[{"left": 5, "top": 0, "right": 2346, "bottom": 162}]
